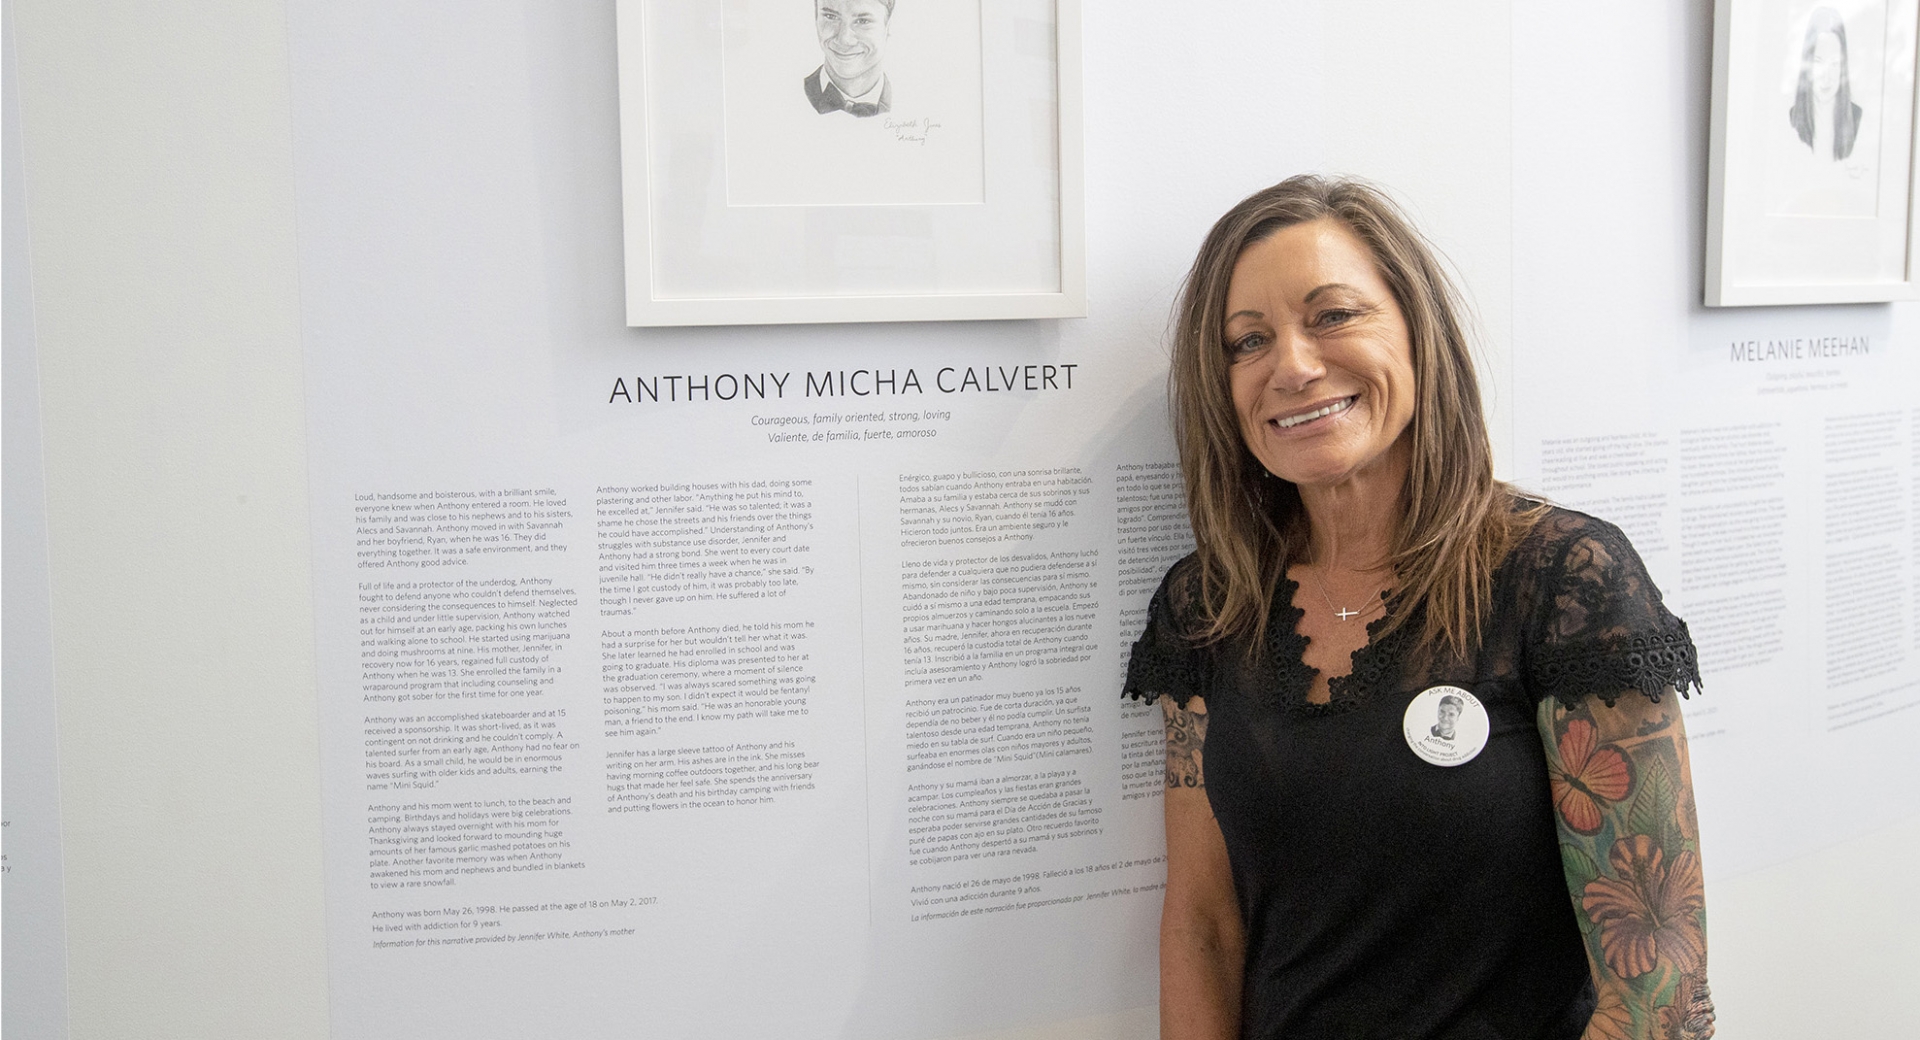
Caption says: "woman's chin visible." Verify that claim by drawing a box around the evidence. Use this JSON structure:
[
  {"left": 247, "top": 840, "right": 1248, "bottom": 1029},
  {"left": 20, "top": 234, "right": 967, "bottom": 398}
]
[{"left": 1265, "top": 460, "right": 1360, "bottom": 491}]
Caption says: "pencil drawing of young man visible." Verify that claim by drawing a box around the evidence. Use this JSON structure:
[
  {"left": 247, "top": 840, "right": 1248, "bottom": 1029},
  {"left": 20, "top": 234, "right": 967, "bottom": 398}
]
[{"left": 804, "top": 0, "right": 893, "bottom": 117}]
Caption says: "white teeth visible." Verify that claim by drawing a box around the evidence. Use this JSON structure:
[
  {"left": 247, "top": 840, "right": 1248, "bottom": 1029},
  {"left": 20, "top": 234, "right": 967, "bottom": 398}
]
[{"left": 1275, "top": 397, "right": 1354, "bottom": 429}]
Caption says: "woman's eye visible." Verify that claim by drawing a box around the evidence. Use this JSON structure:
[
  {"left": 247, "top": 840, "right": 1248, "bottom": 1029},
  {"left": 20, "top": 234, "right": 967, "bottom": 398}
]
[
  {"left": 1228, "top": 333, "right": 1268, "bottom": 356},
  {"left": 1314, "top": 309, "right": 1357, "bottom": 327}
]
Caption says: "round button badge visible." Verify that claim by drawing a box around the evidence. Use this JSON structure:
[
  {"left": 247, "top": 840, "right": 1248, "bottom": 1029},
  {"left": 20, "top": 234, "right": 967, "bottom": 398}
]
[{"left": 1402, "top": 685, "right": 1490, "bottom": 767}]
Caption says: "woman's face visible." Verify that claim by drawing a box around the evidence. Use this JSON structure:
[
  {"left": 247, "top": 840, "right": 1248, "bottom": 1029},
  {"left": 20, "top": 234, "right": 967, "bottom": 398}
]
[
  {"left": 1811, "top": 31, "right": 1844, "bottom": 101},
  {"left": 1224, "top": 219, "right": 1417, "bottom": 492}
]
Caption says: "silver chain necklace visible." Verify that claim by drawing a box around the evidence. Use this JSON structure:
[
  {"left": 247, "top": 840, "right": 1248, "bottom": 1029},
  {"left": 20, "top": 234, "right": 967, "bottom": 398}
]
[{"left": 1308, "top": 565, "right": 1387, "bottom": 623}]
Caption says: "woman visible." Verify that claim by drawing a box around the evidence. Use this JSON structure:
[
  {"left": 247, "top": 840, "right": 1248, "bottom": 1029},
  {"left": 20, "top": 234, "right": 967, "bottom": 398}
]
[
  {"left": 1788, "top": 6, "right": 1862, "bottom": 162},
  {"left": 1127, "top": 176, "right": 1715, "bottom": 1040}
]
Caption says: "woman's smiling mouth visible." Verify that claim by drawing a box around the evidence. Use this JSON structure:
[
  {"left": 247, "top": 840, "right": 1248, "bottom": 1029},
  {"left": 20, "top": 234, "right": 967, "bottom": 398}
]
[{"left": 1273, "top": 395, "right": 1357, "bottom": 430}]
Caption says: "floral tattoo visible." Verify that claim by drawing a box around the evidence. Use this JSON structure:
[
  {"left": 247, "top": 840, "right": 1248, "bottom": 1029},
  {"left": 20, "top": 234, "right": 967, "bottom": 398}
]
[{"left": 1540, "top": 697, "right": 1714, "bottom": 1040}]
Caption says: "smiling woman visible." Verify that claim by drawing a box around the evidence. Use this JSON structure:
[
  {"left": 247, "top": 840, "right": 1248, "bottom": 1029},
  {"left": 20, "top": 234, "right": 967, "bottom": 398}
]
[{"left": 1129, "top": 177, "right": 1716, "bottom": 1040}]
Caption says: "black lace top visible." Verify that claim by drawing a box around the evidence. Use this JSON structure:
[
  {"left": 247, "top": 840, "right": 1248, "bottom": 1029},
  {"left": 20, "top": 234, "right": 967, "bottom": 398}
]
[{"left": 1125, "top": 507, "right": 1700, "bottom": 1040}]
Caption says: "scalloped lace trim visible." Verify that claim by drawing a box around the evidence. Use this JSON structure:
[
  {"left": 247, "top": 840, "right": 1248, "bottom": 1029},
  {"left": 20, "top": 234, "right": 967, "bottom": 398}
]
[
  {"left": 1123, "top": 642, "right": 1203, "bottom": 708},
  {"left": 1530, "top": 625, "right": 1702, "bottom": 710}
]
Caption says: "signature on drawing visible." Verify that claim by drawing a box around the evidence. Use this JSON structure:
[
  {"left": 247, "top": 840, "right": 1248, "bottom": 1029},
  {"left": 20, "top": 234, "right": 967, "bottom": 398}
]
[{"left": 884, "top": 116, "right": 942, "bottom": 145}]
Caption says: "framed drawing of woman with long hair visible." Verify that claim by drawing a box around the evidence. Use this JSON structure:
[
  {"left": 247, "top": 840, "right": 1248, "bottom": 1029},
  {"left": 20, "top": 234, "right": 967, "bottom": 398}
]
[
  {"left": 1706, "top": 0, "right": 1920, "bottom": 305},
  {"left": 1787, "top": 6, "right": 1865, "bottom": 164}
]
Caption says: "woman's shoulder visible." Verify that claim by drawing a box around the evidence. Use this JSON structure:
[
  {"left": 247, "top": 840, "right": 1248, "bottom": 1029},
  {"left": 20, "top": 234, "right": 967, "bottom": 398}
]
[
  {"left": 1124, "top": 553, "right": 1212, "bottom": 707},
  {"left": 1510, "top": 497, "right": 1622, "bottom": 541},
  {"left": 1498, "top": 497, "right": 1677, "bottom": 640},
  {"left": 1148, "top": 552, "right": 1209, "bottom": 629},
  {"left": 1504, "top": 499, "right": 1642, "bottom": 581},
  {"left": 1504, "top": 499, "right": 1700, "bottom": 706}
]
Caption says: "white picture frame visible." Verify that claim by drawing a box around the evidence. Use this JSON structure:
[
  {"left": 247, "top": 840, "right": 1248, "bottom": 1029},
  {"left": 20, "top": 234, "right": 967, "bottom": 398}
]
[
  {"left": 1706, "top": 0, "right": 1920, "bottom": 306},
  {"left": 615, "top": 0, "right": 1085, "bottom": 326}
]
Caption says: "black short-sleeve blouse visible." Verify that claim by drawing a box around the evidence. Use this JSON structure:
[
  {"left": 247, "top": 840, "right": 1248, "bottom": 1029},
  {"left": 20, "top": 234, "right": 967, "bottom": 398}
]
[{"left": 1125, "top": 506, "right": 1700, "bottom": 1040}]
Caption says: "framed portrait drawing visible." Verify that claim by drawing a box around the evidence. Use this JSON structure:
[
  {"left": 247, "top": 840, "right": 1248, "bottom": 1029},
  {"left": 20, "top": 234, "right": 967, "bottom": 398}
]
[
  {"left": 1706, "top": 0, "right": 1920, "bottom": 305},
  {"left": 615, "top": 0, "right": 1085, "bottom": 326}
]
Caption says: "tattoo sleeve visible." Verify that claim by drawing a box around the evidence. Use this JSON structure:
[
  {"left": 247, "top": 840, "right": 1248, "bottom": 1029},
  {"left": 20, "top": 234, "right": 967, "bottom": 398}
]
[
  {"left": 1538, "top": 694, "right": 1715, "bottom": 1040},
  {"left": 1163, "top": 697, "right": 1209, "bottom": 791}
]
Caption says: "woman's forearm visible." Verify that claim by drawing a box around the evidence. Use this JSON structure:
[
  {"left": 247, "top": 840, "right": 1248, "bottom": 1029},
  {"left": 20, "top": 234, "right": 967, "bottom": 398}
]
[
  {"left": 1159, "top": 910, "right": 1243, "bottom": 1040},
  {"left": 1158, "top": 696, "right": 1243, "bottom": 1040},
  {"left": 1541, "top": 695, "right": 1714, "bottom": 1040}
]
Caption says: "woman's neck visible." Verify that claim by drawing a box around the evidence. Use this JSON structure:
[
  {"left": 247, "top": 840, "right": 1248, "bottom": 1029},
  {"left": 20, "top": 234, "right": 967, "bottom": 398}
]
[{"left": 1296, "top": 438, "right": 1411, "bottom": 574}]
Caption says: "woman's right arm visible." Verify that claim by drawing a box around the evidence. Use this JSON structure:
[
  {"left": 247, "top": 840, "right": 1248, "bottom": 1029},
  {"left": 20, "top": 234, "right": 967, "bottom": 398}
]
[{"left": 1160, "top": 695, "right": 1243, "bottom": 1040}]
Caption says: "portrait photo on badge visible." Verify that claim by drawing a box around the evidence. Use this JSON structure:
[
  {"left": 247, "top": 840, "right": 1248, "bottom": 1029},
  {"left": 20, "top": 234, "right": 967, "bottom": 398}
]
[{"left": 1401, "top": 686, "right": 1491, "bottom": 767}]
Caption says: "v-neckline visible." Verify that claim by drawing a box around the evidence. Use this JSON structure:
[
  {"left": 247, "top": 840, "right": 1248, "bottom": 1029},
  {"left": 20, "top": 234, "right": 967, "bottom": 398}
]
[{"left": 1268, "top": 575, "right": 1403, "bottom": 718}]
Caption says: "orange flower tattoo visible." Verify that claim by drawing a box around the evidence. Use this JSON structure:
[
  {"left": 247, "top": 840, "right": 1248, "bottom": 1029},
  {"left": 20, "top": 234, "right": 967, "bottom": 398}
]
[
  {"left": 1549, "top": 717, "right": 1633, "bottom": 834},
  {"left": 1582, "top": 835, "right": 1706, "bottom": 979}
]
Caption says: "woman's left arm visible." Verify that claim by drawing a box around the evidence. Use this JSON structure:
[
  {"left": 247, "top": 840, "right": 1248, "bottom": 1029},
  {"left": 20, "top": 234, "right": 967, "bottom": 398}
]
[{"left": 1537, "top": 693, "right": 1716, "bottom": 1040}]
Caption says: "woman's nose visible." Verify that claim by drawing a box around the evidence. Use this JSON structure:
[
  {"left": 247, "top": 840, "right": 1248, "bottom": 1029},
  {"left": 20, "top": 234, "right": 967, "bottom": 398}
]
[{"left": 1264, "top": 329, "right": 1325, "bottom": 393}]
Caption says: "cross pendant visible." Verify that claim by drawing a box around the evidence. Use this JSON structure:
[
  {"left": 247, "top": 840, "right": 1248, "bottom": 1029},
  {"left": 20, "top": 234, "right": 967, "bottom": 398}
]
[{"left": 1335, "top": 607, "right": 1359, "bottom": 621}]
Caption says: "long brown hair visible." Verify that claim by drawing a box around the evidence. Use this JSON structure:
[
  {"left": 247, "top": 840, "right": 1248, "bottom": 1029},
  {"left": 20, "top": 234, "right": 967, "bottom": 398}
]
[{"left": 1170, "top": 174, "right": 1540, "bottom": 660}]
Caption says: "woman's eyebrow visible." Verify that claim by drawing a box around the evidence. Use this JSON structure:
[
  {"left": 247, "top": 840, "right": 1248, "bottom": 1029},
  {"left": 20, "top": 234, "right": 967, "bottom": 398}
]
[
  {"left": 1302, "top": 282, "right": 1362, "bottom": 304},
  {"left": 1224, "top": 309, "right": 1265, "bottom": 323}
]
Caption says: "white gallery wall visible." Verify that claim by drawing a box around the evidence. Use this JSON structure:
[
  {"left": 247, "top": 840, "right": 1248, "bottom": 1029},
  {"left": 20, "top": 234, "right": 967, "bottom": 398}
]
[
  {"left": 4, "top": 0, "right": 1916, "bottom": 1038},
  {"left": 3, "top": 5, "right": 70, "bottom": 1036}
]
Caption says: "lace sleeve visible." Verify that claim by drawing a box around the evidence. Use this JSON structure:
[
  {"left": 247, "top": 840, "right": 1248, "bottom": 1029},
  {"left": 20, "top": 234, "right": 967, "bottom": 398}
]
[
  {"left": 1122, "top": 556, "right": 1212, "bottom": 709},
  {"left": 1524, "top": 514, "right": 1702, "bottom": 710}
]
